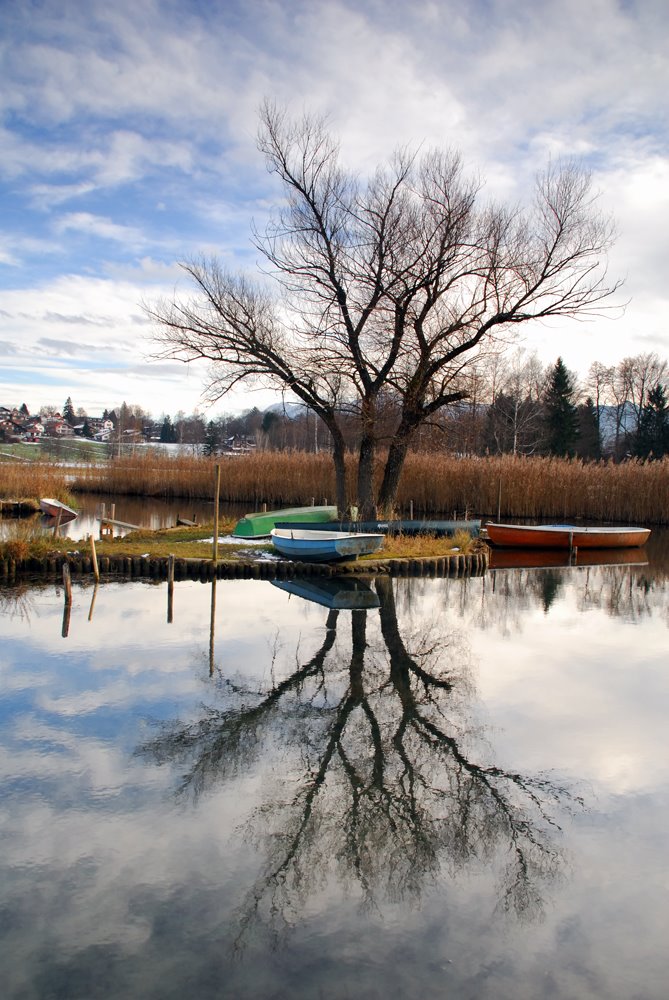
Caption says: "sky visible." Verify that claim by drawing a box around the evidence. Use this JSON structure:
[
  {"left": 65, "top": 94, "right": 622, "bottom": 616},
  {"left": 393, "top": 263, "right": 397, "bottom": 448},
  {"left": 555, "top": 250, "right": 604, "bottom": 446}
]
[{"left": 1, "top": 0, "right": 668, "bottom": 419}]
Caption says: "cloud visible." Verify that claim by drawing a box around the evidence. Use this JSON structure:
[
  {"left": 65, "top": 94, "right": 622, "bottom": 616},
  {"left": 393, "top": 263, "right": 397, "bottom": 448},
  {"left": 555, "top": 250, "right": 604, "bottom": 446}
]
[
  {"left": 1, "top": 0, "right": 669, "bottom": 413},
  {"left": 53, "top": 212, "right": 147, "bottom": 247}
]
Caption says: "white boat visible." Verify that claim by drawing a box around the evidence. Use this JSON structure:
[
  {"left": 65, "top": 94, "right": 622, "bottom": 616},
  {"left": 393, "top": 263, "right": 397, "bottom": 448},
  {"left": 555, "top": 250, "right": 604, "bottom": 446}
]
[
  {"left": 270, "top": 528, "right": 384, "bottom": 562},
  {"left": 39, "top": 497, "right": 78, "bottom": 520}
]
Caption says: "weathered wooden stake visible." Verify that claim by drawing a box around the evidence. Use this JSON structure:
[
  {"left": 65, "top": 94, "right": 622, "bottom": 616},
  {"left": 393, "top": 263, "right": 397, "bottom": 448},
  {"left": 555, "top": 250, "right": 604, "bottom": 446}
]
[
  {"left": 62, "top": 562, "right": 72, "bottom": 605},
  {"left": 61, "top": 562, "right": 72, "bottom": 637},
  {"left": 262, "top": 501, "right": 267, "bottom": 512},
  {"left": 497, "top": 477, "right": 502, "bottom": 522},
  {"left": 409, "top": 500, "right": 414, "bottom": 520},
  {"left": 89, "top": 534, "right": 100, "bottom": 582},
  {"left": 213, "top": 464, "right": 221, "bottom": 562}
]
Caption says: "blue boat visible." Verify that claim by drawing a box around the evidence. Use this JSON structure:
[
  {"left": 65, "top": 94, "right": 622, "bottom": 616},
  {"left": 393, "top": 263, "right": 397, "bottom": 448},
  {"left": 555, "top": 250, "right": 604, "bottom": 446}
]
[{"left": 270, "top": 528, "right": 384, "bottom": 562}]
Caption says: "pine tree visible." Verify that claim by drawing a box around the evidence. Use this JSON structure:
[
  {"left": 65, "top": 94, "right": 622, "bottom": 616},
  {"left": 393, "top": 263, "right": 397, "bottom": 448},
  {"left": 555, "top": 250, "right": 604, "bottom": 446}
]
[
  {"left": 635, "top": 383, "right": 669, "bottom": 459},
  {"left": 63, "top": 396, "right": 76, "bottom": 425},
  {"left": 544, "top": 357, "right": 579, "bottom": 457},
  {"left": 576, "top": 397, "right": 601, "bottom": 460},
  {"left": 160, "top": 416, "right": 177, "bottom": 443}
]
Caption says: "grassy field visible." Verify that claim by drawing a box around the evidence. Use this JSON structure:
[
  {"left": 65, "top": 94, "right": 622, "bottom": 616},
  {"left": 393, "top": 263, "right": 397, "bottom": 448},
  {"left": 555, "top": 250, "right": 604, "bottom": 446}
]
[{"left": 1, "top": 449, "right": 667, "bottom": 524}]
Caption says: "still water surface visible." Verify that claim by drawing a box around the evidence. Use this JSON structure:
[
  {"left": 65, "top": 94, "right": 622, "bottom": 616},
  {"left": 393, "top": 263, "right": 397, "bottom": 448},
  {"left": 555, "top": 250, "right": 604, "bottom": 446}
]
[{"left": 1, "top": 545, "right": 668, "bottom": 998}]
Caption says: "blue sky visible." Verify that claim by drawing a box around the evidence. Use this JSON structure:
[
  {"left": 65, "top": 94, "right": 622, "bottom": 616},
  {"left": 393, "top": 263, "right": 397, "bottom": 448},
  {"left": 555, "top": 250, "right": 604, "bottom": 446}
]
[{"left": 1, "top": 0, "right": 668, "bottom": 418}]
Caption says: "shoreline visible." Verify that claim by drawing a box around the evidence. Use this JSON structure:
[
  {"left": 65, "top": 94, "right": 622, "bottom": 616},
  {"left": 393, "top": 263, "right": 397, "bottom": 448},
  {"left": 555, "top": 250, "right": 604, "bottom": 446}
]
[{"left": 0, "top": 549, "right": 489, "bottom": 583}]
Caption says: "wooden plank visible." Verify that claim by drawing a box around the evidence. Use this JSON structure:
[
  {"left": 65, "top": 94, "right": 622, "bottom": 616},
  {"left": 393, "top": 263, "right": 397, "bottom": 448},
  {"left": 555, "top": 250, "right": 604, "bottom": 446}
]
[{"left": 98, "top": 516, "right": 143, "bottom": 530}]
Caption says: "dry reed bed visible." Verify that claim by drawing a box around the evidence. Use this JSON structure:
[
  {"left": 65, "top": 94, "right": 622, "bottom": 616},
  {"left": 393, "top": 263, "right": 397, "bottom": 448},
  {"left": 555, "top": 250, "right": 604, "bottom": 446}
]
[
  {"left": 398, "top": 454, "right": 669, "bottom": 524},
  {"left": 0, "top": 461, "right": 70, "bottom": 501},
  {"left": 2, "top": 452, "right": 667, "bottom": 524}
]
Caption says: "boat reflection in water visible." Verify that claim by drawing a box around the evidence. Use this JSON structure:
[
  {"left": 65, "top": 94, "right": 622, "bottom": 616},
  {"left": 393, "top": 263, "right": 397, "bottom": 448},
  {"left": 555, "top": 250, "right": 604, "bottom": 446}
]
[
  {"left": 270, "top": 576, "right": 381, "bottom": 609},
  {"left": 488, "top": 546, "right": 649, "bottom": 571}
]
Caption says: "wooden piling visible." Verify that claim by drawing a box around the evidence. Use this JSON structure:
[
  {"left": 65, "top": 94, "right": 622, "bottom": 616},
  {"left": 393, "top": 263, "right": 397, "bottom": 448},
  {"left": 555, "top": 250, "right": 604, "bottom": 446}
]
[
  {"left": 62, "top": 562, "right": 72, "bottom": 605},
  {"left": 89, "top": 534, "right": 100, "bottom": 581},
  {"left": 213, "top": 464, "right": 221, "bottom": 562}
]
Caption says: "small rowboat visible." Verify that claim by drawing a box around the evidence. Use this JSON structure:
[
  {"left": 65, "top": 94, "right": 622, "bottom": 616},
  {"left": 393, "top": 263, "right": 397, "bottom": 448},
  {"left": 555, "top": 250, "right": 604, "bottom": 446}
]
[
  {"left": 485, "top": 522, "right": 650, "bottom": 550},
  {"left": 39, "top": 497, "right": 78, "bottom": 520},
  {"left": 232, "top": 505, "right": 338, "bottom": 538},
  {"left": 271, "top": 528, "right": 384, "bottom": 562}
]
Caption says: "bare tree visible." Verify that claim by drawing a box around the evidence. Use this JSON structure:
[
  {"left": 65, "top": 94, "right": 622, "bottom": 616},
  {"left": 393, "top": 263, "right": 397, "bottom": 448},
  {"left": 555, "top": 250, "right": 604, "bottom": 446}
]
[
  {"left": 149, "top": 103, "right": 621, "bottom": 515},
  {"left": 486, "top": 349, "right": 546, "bottom": 455}
]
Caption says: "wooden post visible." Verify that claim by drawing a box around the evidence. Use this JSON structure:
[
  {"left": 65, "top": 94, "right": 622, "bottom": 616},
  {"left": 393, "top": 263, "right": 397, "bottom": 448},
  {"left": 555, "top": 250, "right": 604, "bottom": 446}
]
[
  {"left": 213, "top": 464, "right": 221, "bottom": 562},
  {"left": 167, "top": 554, "right": 175, "bottom": 623},
  {"left": 409, "top": 500, "right": 414, "bottom": 520},
  {"left": 62, "top": 562, "right": 72, "bottom": 638},
  {"left": 62, "top": 562, "right": 72, "bottom": 605},
  {"left": 89, "top": 534, "right": 100, "bottom": 582},
  {"left": 497, "top": 477, "right": 502, "bottom": 522},
  {"left": 262, "top": 502, "right": 267, "bottom": 512}
]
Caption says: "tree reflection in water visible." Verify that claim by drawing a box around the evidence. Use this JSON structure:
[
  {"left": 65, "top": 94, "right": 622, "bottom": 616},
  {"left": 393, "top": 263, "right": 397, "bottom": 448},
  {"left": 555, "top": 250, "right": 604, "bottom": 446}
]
[{"left": 137, "top": 575, "right": 580, "bottom": 946}]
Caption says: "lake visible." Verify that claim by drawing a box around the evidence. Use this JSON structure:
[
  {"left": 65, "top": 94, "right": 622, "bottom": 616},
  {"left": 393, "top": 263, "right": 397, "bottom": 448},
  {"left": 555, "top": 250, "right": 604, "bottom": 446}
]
[{"left": 1, "top": 539, "right": 668, "bottom": 999}]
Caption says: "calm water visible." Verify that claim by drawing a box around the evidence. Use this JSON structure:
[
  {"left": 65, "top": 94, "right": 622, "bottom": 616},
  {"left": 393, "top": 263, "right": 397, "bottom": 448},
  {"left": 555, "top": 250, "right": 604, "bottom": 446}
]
[{"left": 1, "top": 546, "right": 668, "bottom": 998}]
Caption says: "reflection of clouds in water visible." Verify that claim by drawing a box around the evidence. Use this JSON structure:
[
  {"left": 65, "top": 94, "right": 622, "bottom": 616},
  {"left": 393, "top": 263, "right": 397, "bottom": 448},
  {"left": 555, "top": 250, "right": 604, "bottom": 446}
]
[
  {"left": 359, "top": 570, "right": 669, "bottom": 796},
  {"left": 1, "top": 573, "right": 668, "bottom": 998}
]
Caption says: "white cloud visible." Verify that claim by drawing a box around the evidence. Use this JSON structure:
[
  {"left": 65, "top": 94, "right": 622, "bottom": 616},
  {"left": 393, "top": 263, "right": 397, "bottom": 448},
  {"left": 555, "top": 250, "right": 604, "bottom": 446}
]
[{"left": 1, "top": 0, "right": 669, "bottom": 411}]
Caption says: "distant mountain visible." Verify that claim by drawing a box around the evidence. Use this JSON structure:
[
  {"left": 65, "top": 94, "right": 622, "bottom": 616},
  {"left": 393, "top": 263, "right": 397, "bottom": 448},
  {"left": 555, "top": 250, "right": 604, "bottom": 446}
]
[{"left": 264, "top": 401, "right": 310, "bottom": 419}]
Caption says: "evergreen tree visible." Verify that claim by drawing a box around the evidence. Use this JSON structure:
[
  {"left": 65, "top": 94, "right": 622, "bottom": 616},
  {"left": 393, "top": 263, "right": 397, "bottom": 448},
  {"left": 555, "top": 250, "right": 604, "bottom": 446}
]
[
  {"left": 82, "top": 418, "right": 94, "bottom": 439},
  {"left": 160, "top": 415, "right": 177, "bottom": 443},
  {"left": 203, "top": 420, "right": 220, "bottom": 456},
  {"left": 19, "top": 402, "right": 29, "bottom": 416},
  {"left": 543, "top": 357, "right": 579, "bottom": 457},
  {"left": 576, "top": 396, "right": 601, "bottom": 460},
  {"left": 63, "top": 396, "right": 76, "bottom": 425},
  {"left": 635, "top": 383, "right": 669, "bottom": 459}
]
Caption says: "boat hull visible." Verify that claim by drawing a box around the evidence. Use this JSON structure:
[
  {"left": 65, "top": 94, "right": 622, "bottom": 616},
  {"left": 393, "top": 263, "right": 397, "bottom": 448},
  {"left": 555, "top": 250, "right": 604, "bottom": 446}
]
[
  {"left": 270, "top": 528, "right": 384, "bottom": 562},
  {"left": 232, "top": 505, "right": 338, "bottom": 538},
  {"left": 485, "top": 522, "right": 650, "bottom": 550},
  {"left": 39, "top": 498, "right": 78, "bottom": 520},
  {"left": 274, "top": 518, "right": 481, "bottom": 537}
]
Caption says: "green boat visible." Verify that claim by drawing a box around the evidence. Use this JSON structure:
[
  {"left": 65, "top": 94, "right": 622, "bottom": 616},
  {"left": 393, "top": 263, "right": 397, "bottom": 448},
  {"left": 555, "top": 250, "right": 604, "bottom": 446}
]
[{"left": 232, "top": 504, "right": 338, "bottom": 538}]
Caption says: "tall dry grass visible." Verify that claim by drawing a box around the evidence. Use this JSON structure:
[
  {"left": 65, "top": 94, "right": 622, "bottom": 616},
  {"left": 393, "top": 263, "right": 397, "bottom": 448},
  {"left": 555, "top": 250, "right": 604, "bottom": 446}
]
[
  {"left": 0, "top": 461, "right": 70, "bottom": 502},
  {"left": 397, "top": 453, "right": 668, "bottom": 524},
  {"left": 3, "top": 451, "right": 667, "bottom": 524}
]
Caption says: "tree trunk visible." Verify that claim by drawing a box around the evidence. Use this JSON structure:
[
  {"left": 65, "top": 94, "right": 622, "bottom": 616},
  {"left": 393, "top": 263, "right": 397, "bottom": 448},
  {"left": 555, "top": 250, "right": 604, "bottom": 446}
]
[
  {"left": 328, "top": 424, "right": 348, "bottom": 514},
  {"left": 377, "top": 424, "right": 417, "bottom": 514},
  {"left": 356, "top": 432, "right": 377, "bottom": 519}
]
